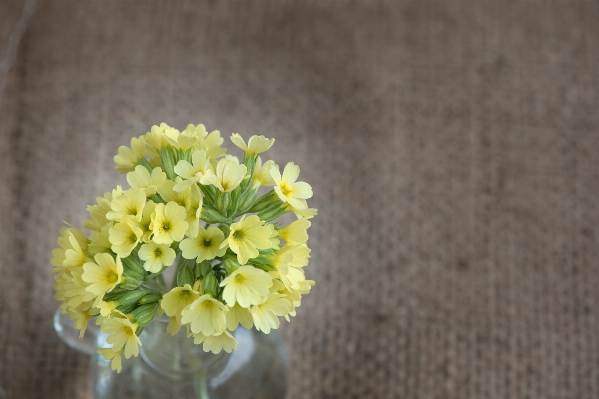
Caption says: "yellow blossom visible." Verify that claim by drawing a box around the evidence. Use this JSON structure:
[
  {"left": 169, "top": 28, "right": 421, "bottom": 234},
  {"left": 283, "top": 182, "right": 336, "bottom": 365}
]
[
  {"left": 180, "top": 294, "right": 228, "bottom": 336},
  {"left": 157, "top": 179, "right": 190, "bottom": 209},
  {"left": 289, "top": 206, "right": 318, "bottom": 220},
  {"left": 89, "top": 224, "right": 112, "bottom": 255},
  {"left": 223, "top": 215, "right": 273, "bottom": 264},
  {"left": 126, "top": 166, "right": 167, "bottom": 197},
  {"left": 251, "top": 157, "right": 276, "bottom": 188},
  {"left": 173, "top": 150, "right": 211, "bottom": 192},
  {"left": 161, "top": 284, "right": 201, "bottom": 325},
  {"left": 278, "top": 219, "right": 311, "bottom": 245},
  {"left": 145, "top": 123, "right": 180, "bottom": 152},
  {"left": 83, "top": 191, "right": 113, "bottom": 231},
  {"left": 200, "top": 156, "right": 247, "bottom": 192},
  {"left": 109, "top": 220, "right": 143, "bottom": 258},
  {"left": 270, "top": 244, "right": 311, "bottom": 291},
  {"left": 193, "top": 330, "right": 237, "bottom": 354},
  {"left": 106, "top": 188, "right": 146, "bottom": 223},
  {"left": 114, "top": 136, "right": 148, "bottom": 173},
  {"left": 184, "top": 184, "right": 203, "bottom": 238},
  {"left": 180, "top": 226, "right": 226, "bottom": 263},
  {"left": 82, "top": 253, "right": 123, "bottom": 298},
  {"left": 151, "top": 202, "right": 189, "bottom": 245},
  {"left": 230, "top": 133, "right": 275, "bottom": 155},
  {"left": 250, "top": 293, "right": 290, "bottom": 333},
  {"left": 138, "top": 241, "right": 176, "bottom": 273},
  {"left": 202, "top": 129, "right": 227, "bottom": 161},
  {"left": 137, "top": 200, "right": 156, "bottom": 242},
  {"left": 98, "top": 347, "right": 123, "bottom": 373},
  {"left": 226, "top": 304, "right": 254, "bottom": 331},
  {"left": 101, "top": 315, "right": 142, "bottom": 358},
  {"left": 270, "top": 162, "right": 313, "bottom": 210},
  {"left": 219, "top": 266, "right": 272, "bottom": 308}
]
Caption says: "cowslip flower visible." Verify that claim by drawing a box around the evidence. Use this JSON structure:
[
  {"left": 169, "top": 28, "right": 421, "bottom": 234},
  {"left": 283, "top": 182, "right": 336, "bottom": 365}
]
[
  {"left": 127, "top": 166, "right": 167, "bottom": 197},
  {"left": 173, "top": 150, "right": 211, "bottom": 192},
  {"left": 278, "top": 219, "right": 311, "bottom": 245},
  {"left": 138, "top": 241, "right": 176, "bottom": 273},
  {"left": 250, "top": 293, "right": 290, "bottom": 333},
  {"left": 161, "top": 284, "right": 201, "bottom": 324},
  {"left": 223, "top": 215, "right": 273, "bottom": 265},
  {"left": 102, "top": 315, "right": 142, "bottom": 358},
  {"left": 251, "top": 157, "right": 276, "bottom": 188},
  {"left": 226, "top": 304, "right": 254, "bottom": 331},
  {"left": 230, "top": 133, "right": 275, "bottom": 156},
  {"left": 109, "top": 220, "right": 143, "bottom": 258},
  {"left": 151, "top": 202, "right": 189, "bottom": 244},
  {"left": 220, "top": 266, "right": 273, "bottom": 308},
  {"left": 114, "top": 136, "right": 148, "bottom": 173},
  {"left": 179, "top": 226, "right": 227, "bottom": 263},
  {"left": 98, "top": 347, "right": 123, "bottom": 373},
  {"left": 181, "top": 294, "right": 228, "bottom": 336},
  {"left": 270, "top": 162, "right": 313, "bottom": 210},
  {"left": 106, "top": 188, "right": 146, "bottom": 222},
  {"left": 82, "top": 253, "right": 123, "bottom": 298},
  {"left": 193, "top": 330, "right": 238, "bottom": 354},
  {"left": 200, "top": 156, "right": 247, "bottom": 192}
]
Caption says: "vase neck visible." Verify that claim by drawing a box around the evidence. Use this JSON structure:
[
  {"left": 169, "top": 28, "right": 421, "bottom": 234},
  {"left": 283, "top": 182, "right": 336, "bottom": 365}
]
[{"left": 139, "top": 318, "right": 229, "bottom": 379}]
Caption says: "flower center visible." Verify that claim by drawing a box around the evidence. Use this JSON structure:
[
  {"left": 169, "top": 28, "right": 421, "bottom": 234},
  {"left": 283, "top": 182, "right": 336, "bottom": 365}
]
[
  {"left": 163, "top": 223, "right": 170, "bottom": 231},
  {"left": 109, "top": 272, "right": 118, "bottom": 283},
  {"left": 155, "top": 248, "right": 162, "bottom": 256},
  {"left": 280, "top": 184, "right": 290, "bottom": 196},
  {"left": 232, "top": 229, "right": 244, "bottom": 240},
  {"left": 203, "top": 239, "right": 212, "bottom": 247}
]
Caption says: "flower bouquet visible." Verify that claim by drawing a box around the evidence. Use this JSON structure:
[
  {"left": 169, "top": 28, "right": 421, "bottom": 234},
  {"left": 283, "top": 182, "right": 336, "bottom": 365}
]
[{"left": 52, "top": 123, "right": 316, "bottom": 374}]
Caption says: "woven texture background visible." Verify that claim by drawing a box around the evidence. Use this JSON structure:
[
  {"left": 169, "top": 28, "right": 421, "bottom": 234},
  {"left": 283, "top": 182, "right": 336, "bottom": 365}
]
[{"left": 1, "top": 1, "right": 599, "bottom": 398}]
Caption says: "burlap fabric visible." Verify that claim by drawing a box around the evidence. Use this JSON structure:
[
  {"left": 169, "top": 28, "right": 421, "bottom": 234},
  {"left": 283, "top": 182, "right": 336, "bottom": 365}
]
[{"left": 1, "top": 1, "right": 599, "bottom": 398}]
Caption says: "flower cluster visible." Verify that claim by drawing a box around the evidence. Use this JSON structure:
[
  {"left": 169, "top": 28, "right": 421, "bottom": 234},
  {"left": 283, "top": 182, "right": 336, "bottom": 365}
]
[{"left": 52, "top": 123, "right": 316, "bottom": 372}]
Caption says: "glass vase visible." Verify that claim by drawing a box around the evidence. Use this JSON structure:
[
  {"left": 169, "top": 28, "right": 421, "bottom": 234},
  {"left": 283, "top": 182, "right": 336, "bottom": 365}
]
[{"left": 54, "top": 309, "right": 289, "bottom": 399}]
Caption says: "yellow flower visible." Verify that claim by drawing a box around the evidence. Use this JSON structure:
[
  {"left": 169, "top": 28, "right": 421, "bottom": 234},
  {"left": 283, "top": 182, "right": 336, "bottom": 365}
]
[
  {"left": 145, "top": 123, "right": 180, "bottom": 152},
  {"left": 96, "top": 300, "right": 119, "bottom": 317},
  {"left": 270, "top": 244, "right": 311, "bottom": 291},
  {"left": 157, "top": 178, "right": 190, "bottom": 209},
  {"left": 65, "top": 302, "right": 94, "bottom": 339},
  {"left": 193, "top": 330, "right": 237, "bottom": 354},
  {"left": 109, "top": 220, "right": 143, "bottom": 258},
  {"left": 82, "top": 253, "right": 123, "bottom": 298},
  {"left": 278, "top": 219, "right": 311, "bottom": 245},
  {"left": 173, "top": 150, "right": 211, "bottom": 192},
  {"left": 250, "top": 293, "right": 290, "bottom": 333},
  {"left": 182, "top": 123, "right": 208, "bottom": 142},
  {"left": 137, "top": 200, "right": 156, "bottom": 242},
  {"left": 200, "top": 156, "right": 247, "bottom": 192},
  {"left": 161, "top": 284, "right": 201, "bottom": 324},
  {"left": 126, "top": 166, "right": 166, "bottom": 197},
  {"left": 106, "top": 188, "right": 146, "bottom": 222},
  {"left": 101, "top": 315, "right": 142, "bottom": 358},
  {"left": 151, "top": 202, "right": 189, "bottom": 245},
  {"left": 138, "top": 241, "right": 176, "bottom": 273},
  {"left": 114, "top": 136, "right": 148, "bottom": 174},
  {"left": 89, "top": 224, "right": 112, "bottom": 255},
  {"left": 288, "top": 206, "right": 318, "bottom": 220},
  {"left": 251, "top": 157, "right": 276, "bottom": 188},
  {"left": 219, "top": 266, "right": 272, "bottom": 308},
  {"left": 202, "top": 129, "right": 227, "bottom": 161},
  {"left": 180, "top": 226, "right": 226, "bottom": 263},
  {"left": 180, "top": 294, "right": 228, "bottom": 336},
  {"left": 83, "top": 191, "right": 113, "bottom": 231},
  {"left": 270, "top": 162, "right": 313, "bottom": 210},
  {"left": 184, "top": 184, "right": 203, "bottom": 239},
  {"left": 223, "top": 215, "right": 273, "bottom": 265},
  {"left": 226, "top": 304, "right": 254, "bottom": 331},
  {"left": 230, "top": 133, "right": 275, "bottom": 155},
  {"left": 98, "top": 347, "right": 123, "bottom": 373}
]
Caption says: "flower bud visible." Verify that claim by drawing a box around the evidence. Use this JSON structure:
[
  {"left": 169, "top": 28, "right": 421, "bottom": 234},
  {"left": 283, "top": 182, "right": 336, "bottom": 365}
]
[
  {"left": 248, "top": 189, "right": 277, "bottom": 213},
  {"left": 200, "top": 207, "right": 229, "bottom": 224},
  {"left": 120, "top": 256, "right": 146, "bottom": 290},
  {"left": 130, "top": 303, "right": 159, "bottom": 327},
  {"left": 222, "top": 257, "right": 240, "bottom": 274},
  {"left": 216, "top": 192, "right": 232, "bottom": 216},
  {"left": 258, "top": 202, "right": 288, "bottom": 222},
  {"left": 202, "top": 272, "right": 219, "bottom": 297},
  {"left": 236, "top": 188, "right": 258, "bottom": 215}
]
